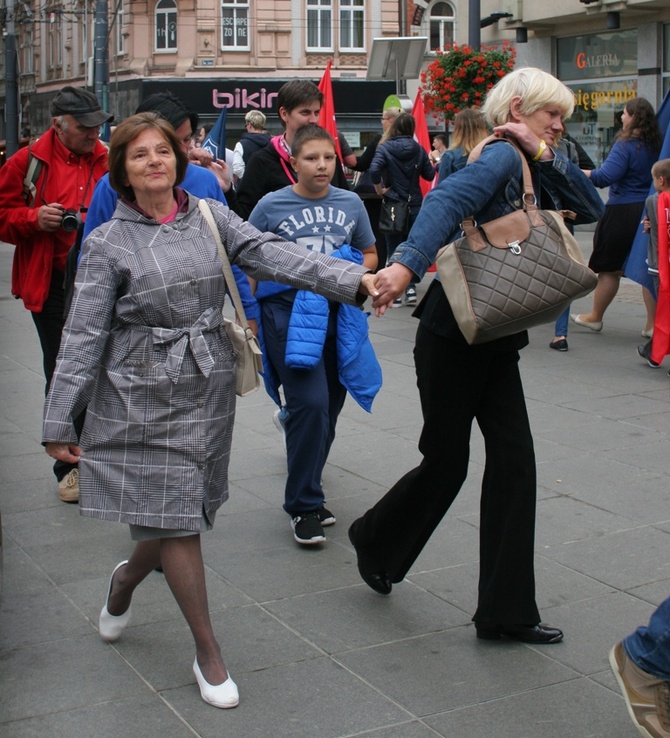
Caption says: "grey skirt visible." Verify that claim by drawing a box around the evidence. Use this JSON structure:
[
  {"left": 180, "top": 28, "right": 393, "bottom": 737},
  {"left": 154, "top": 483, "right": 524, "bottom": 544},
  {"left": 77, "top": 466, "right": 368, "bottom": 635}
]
[{"left": 129, "top": 507, "right": 216, "bottom": 541}]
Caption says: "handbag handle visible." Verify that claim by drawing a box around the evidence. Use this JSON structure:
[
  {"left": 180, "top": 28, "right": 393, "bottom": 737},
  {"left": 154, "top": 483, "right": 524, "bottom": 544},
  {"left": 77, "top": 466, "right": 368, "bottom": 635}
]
[
  {"left": 198, "top": 198, "right": 252, "bottom": 331},
  {"left": 461, "top": 136, "right": 539, "bottom": 241}
]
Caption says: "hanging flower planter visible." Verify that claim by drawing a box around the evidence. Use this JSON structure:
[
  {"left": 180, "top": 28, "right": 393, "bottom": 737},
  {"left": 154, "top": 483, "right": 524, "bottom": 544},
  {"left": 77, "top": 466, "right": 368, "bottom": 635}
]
[{"left": 420, "top": 42, "right": 517, "bottom": 122}]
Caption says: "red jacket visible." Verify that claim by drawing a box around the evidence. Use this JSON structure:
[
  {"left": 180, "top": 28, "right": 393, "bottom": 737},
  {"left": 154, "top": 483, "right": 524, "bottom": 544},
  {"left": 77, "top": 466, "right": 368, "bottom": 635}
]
[{"left": 0, "top": 128, "right": 108, "bottom": 312}]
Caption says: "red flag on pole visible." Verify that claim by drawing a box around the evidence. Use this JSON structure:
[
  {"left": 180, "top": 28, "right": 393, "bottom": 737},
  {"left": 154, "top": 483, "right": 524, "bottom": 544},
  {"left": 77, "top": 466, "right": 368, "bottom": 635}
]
[
  {"left": 412, "top": 89, "right": 433, "bottom": 198},
  {"left": 318, "top": 61, "right": 343, "bottom": 161},
  {"left": 651, "top": 191, "right": 670, "bottom": 365}
]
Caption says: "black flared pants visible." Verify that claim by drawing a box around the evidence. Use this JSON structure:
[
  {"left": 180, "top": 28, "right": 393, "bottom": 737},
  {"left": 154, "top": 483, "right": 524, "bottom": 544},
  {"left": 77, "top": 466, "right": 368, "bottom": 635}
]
[{"left": 351, "top": 323, "right": 541, "bottom": 625}]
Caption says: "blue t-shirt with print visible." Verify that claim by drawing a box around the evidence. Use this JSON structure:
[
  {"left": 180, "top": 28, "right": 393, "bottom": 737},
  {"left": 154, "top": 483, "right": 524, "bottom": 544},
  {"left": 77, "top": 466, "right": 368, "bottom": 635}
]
[
  {"left": 250, "top": 185, "right": 374, "bottom": 256},
  {"left": 249, "top": 184, "right": 375, "bottom": 301}
]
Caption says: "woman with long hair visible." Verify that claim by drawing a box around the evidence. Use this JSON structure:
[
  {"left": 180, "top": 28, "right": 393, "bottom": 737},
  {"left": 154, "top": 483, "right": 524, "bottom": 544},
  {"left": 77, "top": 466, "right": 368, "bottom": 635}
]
[
  {"left": 572, "top": 97, "right": 662, "bottom": 334},
  {"left": 351, "top": 106, "right": 402, "bottom": 269},
  {"left": 438, "top": 108, "right": 489, "bottom": 180},
  {"left": 369, "top": 113, "right": 435, "bottom": 306}
]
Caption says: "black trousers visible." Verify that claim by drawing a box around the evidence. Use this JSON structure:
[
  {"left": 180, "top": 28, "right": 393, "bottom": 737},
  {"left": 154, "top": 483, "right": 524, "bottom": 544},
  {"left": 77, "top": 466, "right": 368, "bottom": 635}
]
[
  {"left": 30, "top": 269, "right": 83, "bottom": 482},
  {"left": 351, "top": 323, "right": 541, "bottom": 625}
]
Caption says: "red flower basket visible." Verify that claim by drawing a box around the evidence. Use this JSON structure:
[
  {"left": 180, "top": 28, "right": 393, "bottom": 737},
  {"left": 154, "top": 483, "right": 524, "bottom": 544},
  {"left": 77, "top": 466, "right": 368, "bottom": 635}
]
[{"left": 419, "top": 42, "right": 517, "bottom": 123}]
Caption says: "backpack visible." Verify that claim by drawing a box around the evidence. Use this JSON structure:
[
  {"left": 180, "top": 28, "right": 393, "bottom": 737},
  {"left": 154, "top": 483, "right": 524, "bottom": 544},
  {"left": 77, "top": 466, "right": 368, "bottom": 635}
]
[{"left": 22, "top": 152, "right": 42, "bottom": 206}]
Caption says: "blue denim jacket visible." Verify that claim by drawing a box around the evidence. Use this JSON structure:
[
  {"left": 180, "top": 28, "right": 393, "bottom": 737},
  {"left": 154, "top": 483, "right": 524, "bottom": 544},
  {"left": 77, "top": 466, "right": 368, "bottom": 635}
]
[{"left": 391, "top": 139, "right": 605, "bottom": 280}]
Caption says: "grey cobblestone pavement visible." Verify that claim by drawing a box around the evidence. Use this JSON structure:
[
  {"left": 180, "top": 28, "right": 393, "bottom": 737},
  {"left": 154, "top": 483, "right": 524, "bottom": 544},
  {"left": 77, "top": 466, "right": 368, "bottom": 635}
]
[{"left": 1, "top": 232, "right": 668, "bottom": 737}]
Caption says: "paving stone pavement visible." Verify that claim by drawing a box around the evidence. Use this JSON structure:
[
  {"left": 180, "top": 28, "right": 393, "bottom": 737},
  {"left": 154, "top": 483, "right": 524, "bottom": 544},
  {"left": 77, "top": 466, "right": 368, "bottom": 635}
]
[{"left": 0, "top": 232, "right": 668, "bottom": 738}]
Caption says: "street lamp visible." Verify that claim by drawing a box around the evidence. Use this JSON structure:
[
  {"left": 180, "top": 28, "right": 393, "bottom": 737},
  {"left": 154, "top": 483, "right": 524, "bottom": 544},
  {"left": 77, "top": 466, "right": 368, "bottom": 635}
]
[{"left": 480, "top": 12, "right": 513, "bottom": 28}]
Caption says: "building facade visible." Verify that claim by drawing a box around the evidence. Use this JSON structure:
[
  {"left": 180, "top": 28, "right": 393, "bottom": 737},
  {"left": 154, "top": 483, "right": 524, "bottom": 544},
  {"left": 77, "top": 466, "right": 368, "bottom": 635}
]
[
  {"left": 0, "top": 0, "right": 669, "bottom": 163},
  {"left": 411, "top": 0, "right": 670, "bottom": 164}
]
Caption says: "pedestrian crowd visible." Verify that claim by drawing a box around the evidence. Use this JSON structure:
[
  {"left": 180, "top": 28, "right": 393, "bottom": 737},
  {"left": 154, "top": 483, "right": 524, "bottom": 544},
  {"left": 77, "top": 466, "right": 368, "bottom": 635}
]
[{"left": 0, "top": 69, "right": 669, "bottom": 737}]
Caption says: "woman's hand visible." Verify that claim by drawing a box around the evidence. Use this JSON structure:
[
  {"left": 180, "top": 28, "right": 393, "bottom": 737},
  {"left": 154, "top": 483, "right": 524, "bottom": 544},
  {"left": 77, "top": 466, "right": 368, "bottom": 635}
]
[
  {"left": 358, "top": 273, "right": 380, "bottom": 301},
  {"left": 370, "top": 263, "right": 414, "bottom": 316},
  {"left": 45, "top": 442, "right": 82, "bottom": 463},
  {"left": 492, "top": 122, "right": 553, "bottom": 162}
]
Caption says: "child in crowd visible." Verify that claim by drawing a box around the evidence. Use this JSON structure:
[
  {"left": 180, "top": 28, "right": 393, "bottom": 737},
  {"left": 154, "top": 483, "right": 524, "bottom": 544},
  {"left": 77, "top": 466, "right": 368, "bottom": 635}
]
[
  {"left": 637, "top": 158, "right": 670, "bottom": 367},
  {"left": 247, "top": 124, "right": 381, "bottom": 546}
]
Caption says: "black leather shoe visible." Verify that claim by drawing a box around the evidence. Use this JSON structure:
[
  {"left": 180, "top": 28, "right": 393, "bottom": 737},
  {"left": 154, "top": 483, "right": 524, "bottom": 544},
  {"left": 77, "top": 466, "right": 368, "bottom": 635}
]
[
  {"left": 348, "top": 525, "right": 392, "bottom": 595},
  {"left": 475, "top": 623, "right": 564, "bottom": 644}
]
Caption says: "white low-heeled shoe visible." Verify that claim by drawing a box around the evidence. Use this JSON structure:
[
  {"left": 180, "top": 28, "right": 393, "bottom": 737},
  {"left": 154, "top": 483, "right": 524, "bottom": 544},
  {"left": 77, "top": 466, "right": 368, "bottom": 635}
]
[
  {"left": 193, "top": 657, "right": 239, "bottom": 709},
  {"left": 99, "top": 560, "right": 132, "bottom": 643},
  {"left": 570, "top": 314, "right": 603, "bottom": 332}
]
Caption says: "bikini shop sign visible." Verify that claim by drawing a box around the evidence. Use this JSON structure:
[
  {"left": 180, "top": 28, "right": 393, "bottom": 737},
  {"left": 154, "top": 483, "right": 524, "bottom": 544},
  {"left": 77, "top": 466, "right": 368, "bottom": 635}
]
[{"left": 211, "top": 88, "right": 279, "bottom": 112}]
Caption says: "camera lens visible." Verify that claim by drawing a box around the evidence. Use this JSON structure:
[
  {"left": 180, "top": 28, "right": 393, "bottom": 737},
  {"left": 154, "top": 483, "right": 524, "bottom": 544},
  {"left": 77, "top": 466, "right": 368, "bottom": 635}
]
[{"left": 61, "top": 210, "right": 80, "bottom": 232}]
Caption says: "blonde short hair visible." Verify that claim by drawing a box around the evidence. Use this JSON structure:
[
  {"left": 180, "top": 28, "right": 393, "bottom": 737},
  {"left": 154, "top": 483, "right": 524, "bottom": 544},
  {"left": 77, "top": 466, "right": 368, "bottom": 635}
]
[
  {"left": 482, "top": 67, "right": 575, "bottom": 127},
  {"left": 244, "top": 110, "right": 267, "bottom": 130}
]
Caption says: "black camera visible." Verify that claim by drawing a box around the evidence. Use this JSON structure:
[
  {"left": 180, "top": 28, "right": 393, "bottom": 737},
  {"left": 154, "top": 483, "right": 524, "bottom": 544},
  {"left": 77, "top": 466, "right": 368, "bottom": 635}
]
[{"left": 61, "top": 209, "right": 83, "bottom": 232}]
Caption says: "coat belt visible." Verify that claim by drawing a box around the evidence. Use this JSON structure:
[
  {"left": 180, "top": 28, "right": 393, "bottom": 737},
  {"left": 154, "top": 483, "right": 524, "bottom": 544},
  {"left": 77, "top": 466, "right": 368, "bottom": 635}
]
[{"left": 126, "top": 306, "right": 223, "bottom": 383}]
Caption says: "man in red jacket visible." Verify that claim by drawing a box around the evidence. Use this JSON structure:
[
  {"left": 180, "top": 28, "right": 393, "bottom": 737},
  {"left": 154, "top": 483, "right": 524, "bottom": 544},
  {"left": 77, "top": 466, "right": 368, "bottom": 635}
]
[{"left": 0, "top": 86, "right": 112, "bottom": 503}]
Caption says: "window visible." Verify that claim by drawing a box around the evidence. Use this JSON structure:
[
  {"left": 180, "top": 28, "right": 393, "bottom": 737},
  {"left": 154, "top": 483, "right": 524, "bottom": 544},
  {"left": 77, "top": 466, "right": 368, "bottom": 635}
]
[
  {"left": 307, "top": 0, "right": 332, "bottom": 51},
  {"left": 21, "top": 28, "right": 34, "bottom": 75},
  {"left": 155, "top": 0, "right": 177, "bottom": 52},
  {"left": 79, "top": 6, "right": 93, "bottom": 66},
  {"left": 429, "top": 1, "right": 455, "bottom": 51},
  {"left": 340, "top": 0, "right": 364, "bottom": 51},
  {"left": 47, "top": 12, "right": 61, "bottom": 69},
  {"left": 115, "top": 1, "right": 125, "bottom": 56},
  {"left": 221, "top": 0, "right": 249, "bottom": 49}
]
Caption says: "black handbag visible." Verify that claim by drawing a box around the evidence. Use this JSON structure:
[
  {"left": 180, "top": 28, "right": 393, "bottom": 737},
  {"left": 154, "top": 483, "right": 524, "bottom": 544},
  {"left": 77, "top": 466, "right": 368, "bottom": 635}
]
[
  {"left": 379, "top": 198, "right": 410, "bottom": 235},
  {"left": 378, "top": 161, "right": 420, "bottom": 235}
]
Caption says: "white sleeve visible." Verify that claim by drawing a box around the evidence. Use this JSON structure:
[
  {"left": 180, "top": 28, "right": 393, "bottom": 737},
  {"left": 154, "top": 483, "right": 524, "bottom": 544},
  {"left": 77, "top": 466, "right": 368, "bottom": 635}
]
[{"left": 233, "top": 142, "right": 245, "bottom": 179}]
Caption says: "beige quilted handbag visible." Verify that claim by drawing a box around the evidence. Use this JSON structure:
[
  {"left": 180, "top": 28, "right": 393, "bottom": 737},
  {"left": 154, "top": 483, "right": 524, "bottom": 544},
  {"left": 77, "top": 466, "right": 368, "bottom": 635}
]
[{"left": 436, "top": 138, "right": 597, "bottom": 345}]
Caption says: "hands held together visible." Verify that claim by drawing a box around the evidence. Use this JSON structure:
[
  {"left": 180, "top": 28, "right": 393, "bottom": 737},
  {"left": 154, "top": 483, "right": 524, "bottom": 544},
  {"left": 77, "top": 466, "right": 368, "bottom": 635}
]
[{"left": 359, "top": 263, "right": 415, "bottom": 316}]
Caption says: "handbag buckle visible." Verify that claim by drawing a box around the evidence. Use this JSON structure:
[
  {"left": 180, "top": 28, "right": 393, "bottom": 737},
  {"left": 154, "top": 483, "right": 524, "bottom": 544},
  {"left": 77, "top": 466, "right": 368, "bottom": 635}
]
[{"left": 508, "top": 241, "right": 522, "bottom": 254}]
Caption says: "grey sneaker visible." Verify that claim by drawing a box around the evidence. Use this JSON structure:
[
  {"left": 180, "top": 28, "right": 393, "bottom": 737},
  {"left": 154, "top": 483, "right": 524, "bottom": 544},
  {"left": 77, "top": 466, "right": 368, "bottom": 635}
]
[
  {"left": 291, "top": 513, "right": 326, "bottom": 545},
  {"left": 609, "top": 641, "right": 670, "bottom": 738},
  {"left": 273, "top": 407, "right": 287, "bottom": 451}
]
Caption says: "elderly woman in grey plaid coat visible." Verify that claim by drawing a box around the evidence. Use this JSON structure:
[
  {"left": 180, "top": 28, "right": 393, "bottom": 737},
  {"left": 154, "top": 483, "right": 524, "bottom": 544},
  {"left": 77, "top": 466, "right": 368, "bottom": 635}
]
[{"left": 43, "top": 112, "right": 377, "bottom": 710}]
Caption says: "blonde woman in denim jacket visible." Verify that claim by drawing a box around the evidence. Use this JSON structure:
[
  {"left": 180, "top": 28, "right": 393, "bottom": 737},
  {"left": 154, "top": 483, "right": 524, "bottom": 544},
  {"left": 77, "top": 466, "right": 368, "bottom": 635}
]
[{"left": 349, "top": 68, "right": 604, "bottom": 645}]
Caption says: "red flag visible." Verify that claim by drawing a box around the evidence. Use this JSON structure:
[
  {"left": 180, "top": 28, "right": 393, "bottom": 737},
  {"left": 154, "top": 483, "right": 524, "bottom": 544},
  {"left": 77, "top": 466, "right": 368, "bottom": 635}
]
[
  {"left": 412, "top": 89, "right": 433, "bottom": 198},
  {"left": 318, "top": 61, "right": 343, "bottom": 161},
  {"left": 651, "top": 191, "right": 670, "bottom": 364},
  {"left": 412, "top": 89, "right": 438, "bottom": 271}
]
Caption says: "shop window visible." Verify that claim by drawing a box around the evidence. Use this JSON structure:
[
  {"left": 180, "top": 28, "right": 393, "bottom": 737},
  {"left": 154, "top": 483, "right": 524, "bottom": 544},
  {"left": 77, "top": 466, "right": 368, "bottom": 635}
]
[
  {"left": 340, "top": 0, "right": 364, "bottom": 51},
  {"left": 307, "top": 0, "right": 332, "bottom": 51},
  {"left": 557, "top": 31, "right": 639, "bottom": 167},
  {"left": 221, "top": 0, "right": 250, "bottom": 50},
  {"left": 155, "top": 0, "right": 177, "bottom": 52},
  {"left": 429, "top": 1, "right": 455, "bottom": 52}
]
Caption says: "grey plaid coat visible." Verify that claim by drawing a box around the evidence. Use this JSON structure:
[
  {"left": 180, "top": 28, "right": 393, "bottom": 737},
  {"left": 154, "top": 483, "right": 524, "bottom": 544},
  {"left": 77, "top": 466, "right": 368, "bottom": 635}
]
[{"left": 42, "top": 194, "right": 367, "bottom": 531}]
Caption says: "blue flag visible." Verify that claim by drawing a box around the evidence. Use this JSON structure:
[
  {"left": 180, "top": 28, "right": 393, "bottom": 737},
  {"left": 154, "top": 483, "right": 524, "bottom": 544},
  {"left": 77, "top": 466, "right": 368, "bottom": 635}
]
[
  {"left": 624, "top": 89, "right": 670, "bottom": 293},
  {"left": 201, "top": 106, "right": 227, "bottom": 160}
]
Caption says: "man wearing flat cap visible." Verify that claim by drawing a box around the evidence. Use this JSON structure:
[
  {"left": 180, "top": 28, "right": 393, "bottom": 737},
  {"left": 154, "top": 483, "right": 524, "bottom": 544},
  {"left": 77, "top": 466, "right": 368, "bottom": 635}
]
[{"left": 0, "top": 86, "right": 112, "bottom": 503}]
